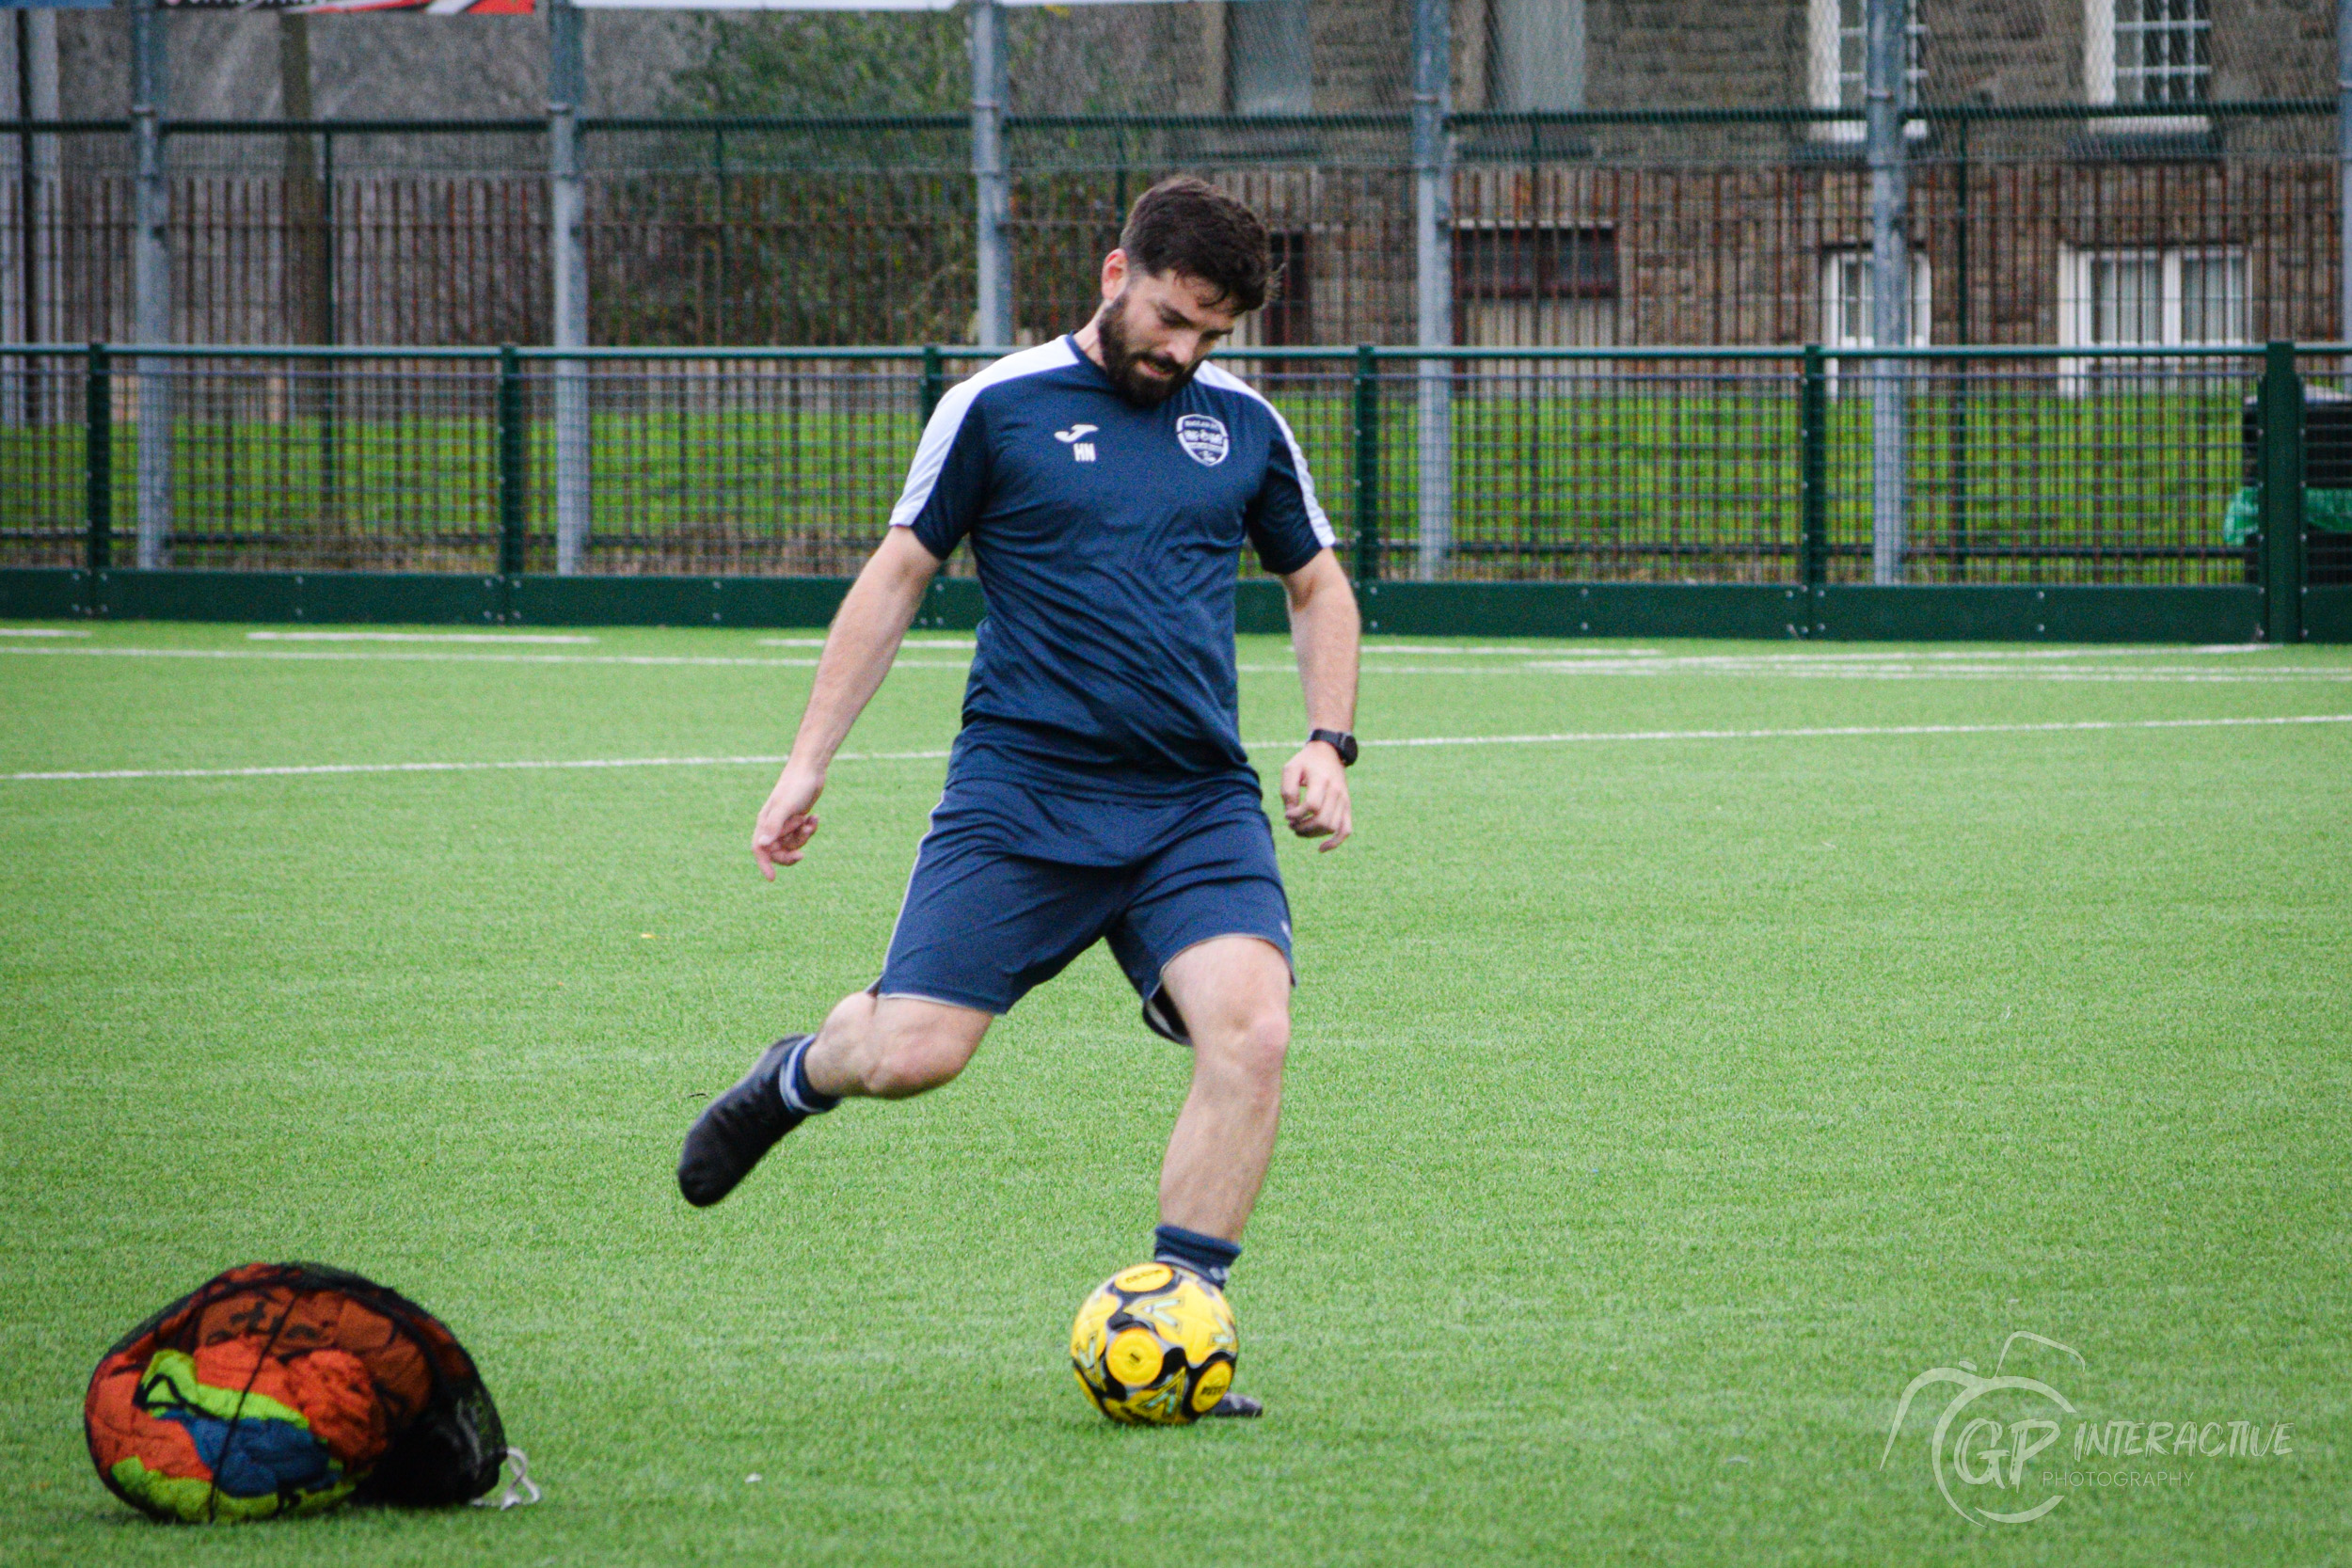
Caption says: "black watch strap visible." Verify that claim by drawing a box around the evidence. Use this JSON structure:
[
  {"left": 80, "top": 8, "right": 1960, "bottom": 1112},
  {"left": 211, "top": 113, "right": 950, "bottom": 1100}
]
[{"left": 1308, "top": 728, "right": 1359, "bottom": 767}]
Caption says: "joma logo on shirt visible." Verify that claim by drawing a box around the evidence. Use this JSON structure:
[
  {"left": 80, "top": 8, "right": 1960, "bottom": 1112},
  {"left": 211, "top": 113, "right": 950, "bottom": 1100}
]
[
  {"left": 1176, "top": 415, "right": 1230, "bottom": 467},
  {"left": 1054, "top": 424, "right": 1099, "bottom": 463}
]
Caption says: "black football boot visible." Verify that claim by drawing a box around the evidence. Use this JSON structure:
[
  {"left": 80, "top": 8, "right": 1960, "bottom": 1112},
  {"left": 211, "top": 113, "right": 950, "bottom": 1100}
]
[{"left": 677, "top": 1035, "right": 815, "bottom": 1207}]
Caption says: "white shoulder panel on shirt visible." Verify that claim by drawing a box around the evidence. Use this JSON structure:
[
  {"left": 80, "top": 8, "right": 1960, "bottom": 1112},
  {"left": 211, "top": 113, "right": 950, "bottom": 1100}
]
[
  {"left": 1194, "top": 361, "right": 1337, "bottom": 548},
  {"left": 887, "top": 338, "right": 1081, "bottom": 531}
]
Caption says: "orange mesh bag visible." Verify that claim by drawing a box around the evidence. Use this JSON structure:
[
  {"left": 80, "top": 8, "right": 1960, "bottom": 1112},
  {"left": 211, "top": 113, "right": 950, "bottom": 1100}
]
[{"left": 85, "top": 1261, "right": 510, "bottom": 1523}]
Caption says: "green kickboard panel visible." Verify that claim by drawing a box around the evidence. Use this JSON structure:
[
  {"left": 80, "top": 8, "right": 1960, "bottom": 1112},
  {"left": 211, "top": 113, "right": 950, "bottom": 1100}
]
[
  {"left": 3, "top": 569, "right": 2317, "bottom": 641},
  {"left": 2303, "top": 586, "right": 2352, "bottom": 643},
  {"left": 1357, "top": 582, "right": 1806, "bottom": 640},
  {"left": 1816, "top": 585, "right": 2264, "bottom": 643}
]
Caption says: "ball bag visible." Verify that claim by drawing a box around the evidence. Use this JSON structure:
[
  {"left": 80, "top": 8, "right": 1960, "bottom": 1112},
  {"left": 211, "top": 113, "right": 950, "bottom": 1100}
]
[{"left": 84, "top": 1261, "right": 506, "bottom": 1523}]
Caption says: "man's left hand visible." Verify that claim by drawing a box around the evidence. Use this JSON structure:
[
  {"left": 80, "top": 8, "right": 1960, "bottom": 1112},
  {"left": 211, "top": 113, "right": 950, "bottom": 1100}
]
[{"left": 1279, "top": 742, "right": 1353, "bottom": 851}]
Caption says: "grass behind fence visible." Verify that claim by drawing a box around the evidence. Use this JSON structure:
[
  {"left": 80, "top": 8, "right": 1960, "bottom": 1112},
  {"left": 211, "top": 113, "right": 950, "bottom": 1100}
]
[{"left": 0, "top": 369, "right": 2261, "bottom": 584}]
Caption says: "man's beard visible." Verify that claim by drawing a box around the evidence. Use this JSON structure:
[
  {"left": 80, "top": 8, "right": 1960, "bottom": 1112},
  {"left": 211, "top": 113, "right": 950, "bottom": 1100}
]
[{"left": 1096, "top": 293, "right": 1200, "bottom": 408}]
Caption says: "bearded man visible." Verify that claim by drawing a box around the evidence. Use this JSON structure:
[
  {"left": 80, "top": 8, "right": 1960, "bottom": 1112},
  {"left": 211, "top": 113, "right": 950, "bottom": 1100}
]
[{"left": 678, "top": 177, "right": 1361, "bottom": 1417}]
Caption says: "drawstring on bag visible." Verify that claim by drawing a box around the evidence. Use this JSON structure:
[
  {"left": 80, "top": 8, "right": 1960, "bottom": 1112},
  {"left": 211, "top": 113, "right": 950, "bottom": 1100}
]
[{"left": 470, "top": 1448, "right": 541, "bottom": 1511}]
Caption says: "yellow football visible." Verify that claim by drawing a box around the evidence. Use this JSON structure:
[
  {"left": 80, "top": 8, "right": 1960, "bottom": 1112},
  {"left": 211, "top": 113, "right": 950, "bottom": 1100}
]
[{"left": 1069, "top": 1262, "right": 1238, "bottom": 1425}]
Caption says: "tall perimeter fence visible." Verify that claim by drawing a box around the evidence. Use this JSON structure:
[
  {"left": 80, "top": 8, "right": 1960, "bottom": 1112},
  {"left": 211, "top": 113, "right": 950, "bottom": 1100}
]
[
  {"left": 6, "top": 103, "right": 2340, "bottom": 352},
  {"left": 2, "top": 340, "right": 2345, "bottom": 642},
  {"left": 8, "top": 0, "right": 2352, "bottom": 644}
]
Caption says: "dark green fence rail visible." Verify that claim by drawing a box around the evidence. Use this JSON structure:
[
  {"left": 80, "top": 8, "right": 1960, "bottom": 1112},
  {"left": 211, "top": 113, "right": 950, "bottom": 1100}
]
[{"left": 2, "top": 341, "right": 2343, "bottom": 641}]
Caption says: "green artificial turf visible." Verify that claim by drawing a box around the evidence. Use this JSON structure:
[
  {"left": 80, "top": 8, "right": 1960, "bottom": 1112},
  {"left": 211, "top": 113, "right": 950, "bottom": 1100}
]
[{"left": 1, "top": 623, "right": 2346, "bottom": 1564}]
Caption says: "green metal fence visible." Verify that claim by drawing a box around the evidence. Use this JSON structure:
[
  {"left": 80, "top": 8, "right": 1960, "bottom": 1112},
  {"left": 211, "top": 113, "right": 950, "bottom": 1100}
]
[{"left": 0, "top": 341, "right": 2335, "bottom": 633}]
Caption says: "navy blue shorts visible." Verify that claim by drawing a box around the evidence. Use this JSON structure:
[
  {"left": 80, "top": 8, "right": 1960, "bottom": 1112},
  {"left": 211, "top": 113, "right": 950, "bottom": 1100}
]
[{"left": 875, "top": 776, "right": 1293, "bottom": 1043}]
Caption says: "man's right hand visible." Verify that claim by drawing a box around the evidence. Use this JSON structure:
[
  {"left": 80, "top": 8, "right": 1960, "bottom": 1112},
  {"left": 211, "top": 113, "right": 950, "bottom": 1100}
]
[
  {"left": 750, "top": 529, "right": 944, "bottom": 882},
  {"left": 753, "top": 763, "right": 826, "bottom": 879}
]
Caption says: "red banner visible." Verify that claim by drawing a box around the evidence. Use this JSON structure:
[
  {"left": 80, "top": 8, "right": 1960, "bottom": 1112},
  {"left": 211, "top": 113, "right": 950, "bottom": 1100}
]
[{"left": 161, "top": 0, "right": 534, "bottom": 13}]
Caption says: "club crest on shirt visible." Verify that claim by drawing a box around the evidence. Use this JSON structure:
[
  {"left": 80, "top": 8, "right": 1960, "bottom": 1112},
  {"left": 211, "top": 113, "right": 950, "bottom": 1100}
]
[{"left": 1175, "top": 414, "right": 1230, "bottom": 467}]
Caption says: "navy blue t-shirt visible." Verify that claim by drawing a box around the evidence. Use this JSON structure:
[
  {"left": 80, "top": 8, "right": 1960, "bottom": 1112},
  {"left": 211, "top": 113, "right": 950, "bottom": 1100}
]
[{"left": 889, "top": 336, "right": 1334, "bottom": 812}]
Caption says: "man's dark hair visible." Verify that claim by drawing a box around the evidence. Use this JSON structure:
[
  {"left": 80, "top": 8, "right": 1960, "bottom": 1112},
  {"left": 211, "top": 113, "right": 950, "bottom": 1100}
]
[{"left": 1119, "top": 176, "right": 1271, "bottom": 314}]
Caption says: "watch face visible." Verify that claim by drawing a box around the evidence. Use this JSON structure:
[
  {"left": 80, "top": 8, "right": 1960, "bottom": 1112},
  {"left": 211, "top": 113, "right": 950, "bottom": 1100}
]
[{"left": 1313, "top": 730, "right": 1357, "bottom": 766}]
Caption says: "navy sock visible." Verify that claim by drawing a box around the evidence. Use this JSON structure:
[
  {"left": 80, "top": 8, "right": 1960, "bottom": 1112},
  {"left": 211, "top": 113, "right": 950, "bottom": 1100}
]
[
  {"left": 1153, "top": 1224, "right": 1241, "bottom": 1289},
  {"left": 775, "top": 1036, "right": 839, "bottom": 1117}
]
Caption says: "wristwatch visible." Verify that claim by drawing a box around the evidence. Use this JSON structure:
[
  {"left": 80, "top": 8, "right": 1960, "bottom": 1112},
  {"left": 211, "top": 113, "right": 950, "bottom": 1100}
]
[{"left": 1307, "top": 728, "right": 1359, "bottom": 767}]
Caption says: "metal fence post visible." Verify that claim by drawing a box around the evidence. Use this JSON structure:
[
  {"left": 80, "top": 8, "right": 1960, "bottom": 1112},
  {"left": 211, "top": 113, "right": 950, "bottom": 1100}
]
[
  {"left": 498, "top": 343, "right": 527, "bottom": 578},
  {"left": 15, "top": 17, "right": 48, "bottom": 414},
  {"left": 85, "top": 342, "right": 111, "bottom": 576},
  {"left": 131, "top": 0, "right": 170, "bottom": 570},
  {"left": 921, "top": 343, "right": 945, "bottom": 421},
  {"left": 970, "top": 0, "right": 1011, "bottom": 348},
  {"left": 2341, "top": 0, "right": 2351, "bottom": 342},
  {"left": 1950, "top": 115, "right": 1971, "bottom": 559},
  {"left": 1865, "top": 0, "right": 1909, "bottom": 585},
  {"left": 2260, "top": 340, "right": 2305, "bottom": 645},
  {"left": 320, "top": 128, "right": 341, "bottom": 518},
  {"left": 1353, "top": 343, "right": 1380, "bottom": 583},
  {"left": 1952, "top": 113, "right": 1970, "bottom": 348},
  {"left": 1800, "top": 344, "right": 1827, "bottom": 588},
  {"left": 548, "top": 0, "right": 591, "bottom": 575},
  {"left": 712, "top": 124, "right": 728, "bottom": 344},
  {"left": 1410, "top": 0, "right": 1453, "bottom": 579}
]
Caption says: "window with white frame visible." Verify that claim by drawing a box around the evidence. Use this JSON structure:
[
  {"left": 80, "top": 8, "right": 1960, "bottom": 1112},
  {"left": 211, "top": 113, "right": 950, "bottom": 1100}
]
[
  {"left": 1820, "top": 248, "right": 1931, "bottom": 348},
  {"left": 2085, "top": 0, "right": 2210, "bottom": 128},
  {"left": 2058, "top": 246, "right": 2246, "bottom": 389},
  {"left": 2060, "top": 247, "right": 2246, "bottom": 346},
  {"left": 1808, "top": 0, "right": 1926, "bottom": 142}
]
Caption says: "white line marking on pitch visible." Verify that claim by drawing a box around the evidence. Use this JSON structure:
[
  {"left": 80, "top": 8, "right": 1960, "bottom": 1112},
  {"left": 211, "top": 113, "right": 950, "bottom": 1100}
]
[
  {"left": 760, "top": 637, "right": 976, "bottom": 650},
  {"left": 0, "top": 626, "right": 91, "bottom": 638},
  {"left": 2, "top": 749, "right": 944, "bottom": 783},
  {"left": 9, "top": 644, "right": 2341, "bottom": 687},
  {"left": 1359, "top": 644, "right": 1662, "bottom": 657},
  {"left": 0, "top": 646, "right": 966, "bottom": 672},
  {"left": 246, "top": 630, "right": 599, "bottom": 644},
  {"left": 1518, "top": 665, "right": 2351, "bottom": 683},
  {"left": 1337, "top": 713, "right": 2352, "bottom": 751},
  {"left": 8, "top": 714, "right": 2344, "bottom": 784},
  {"left": 1240, "top": 661, "right": 2352, "bottom": 683},
  {"left": 1559, "top": 645, "right": 2248, "bottom": 663},
  {"left": 1349, "top": 645, "right": 2256, "bottom": 661}
]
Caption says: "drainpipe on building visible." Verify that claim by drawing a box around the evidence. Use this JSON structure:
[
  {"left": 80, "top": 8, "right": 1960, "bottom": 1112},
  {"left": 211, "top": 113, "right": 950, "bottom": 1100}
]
[
  {"left": 1865, "top": 0, "right": 1909, "bottom": 585},
  {"left": 1412, "top": 0, "right": 1453, "bottom": 580}
]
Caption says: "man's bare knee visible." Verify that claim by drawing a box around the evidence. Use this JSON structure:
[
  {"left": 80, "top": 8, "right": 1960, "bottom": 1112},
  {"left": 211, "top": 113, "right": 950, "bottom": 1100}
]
[
  {"left": 817, "top": 988, "right": 877, "bottom": 1041},
  {"left": 862, "top": 1015, "right": 980, "bottom": 1098},
  {"left": 1196, "top": 1009, "right": 1289, "bottom": 1089},
  {"left": 1163, "top": 936, "right": 1293, "bottom": 1083}
]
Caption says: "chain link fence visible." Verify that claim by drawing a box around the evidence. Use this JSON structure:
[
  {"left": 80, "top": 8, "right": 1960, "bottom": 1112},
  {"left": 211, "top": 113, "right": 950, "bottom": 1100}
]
[{"left": 2, "top": 104, "right": 2336, "bottom": 352}]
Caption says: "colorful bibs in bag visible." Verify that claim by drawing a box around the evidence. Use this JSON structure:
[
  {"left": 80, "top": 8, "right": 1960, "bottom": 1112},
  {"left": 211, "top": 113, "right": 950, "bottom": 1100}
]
[{"left": 85, "top": 1261, "right": 516, "bottom": 1523}]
